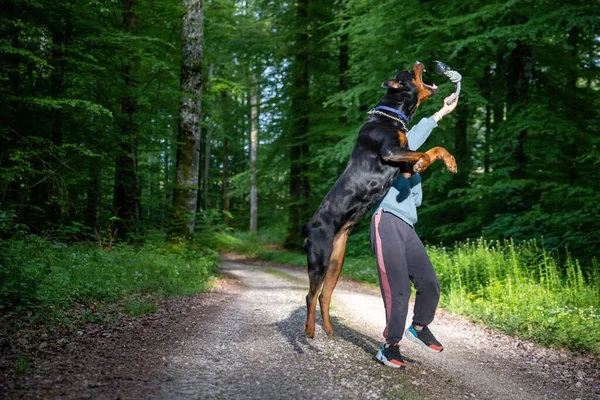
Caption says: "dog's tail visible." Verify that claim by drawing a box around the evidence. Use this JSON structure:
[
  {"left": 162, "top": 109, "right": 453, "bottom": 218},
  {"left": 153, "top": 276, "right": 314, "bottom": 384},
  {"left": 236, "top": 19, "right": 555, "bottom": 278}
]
[{"left": 302, "top": 223, "right": 309, "bottom": 252}]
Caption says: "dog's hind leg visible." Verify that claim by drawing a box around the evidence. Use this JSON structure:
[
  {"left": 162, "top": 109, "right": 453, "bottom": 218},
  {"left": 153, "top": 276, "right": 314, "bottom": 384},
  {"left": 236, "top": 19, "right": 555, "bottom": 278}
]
[
  {"left": 305, "top": 225, "right": 332, "bottom": 338},
  {"left": 319, "top": 223, "right": 352, "bottom": 336}
]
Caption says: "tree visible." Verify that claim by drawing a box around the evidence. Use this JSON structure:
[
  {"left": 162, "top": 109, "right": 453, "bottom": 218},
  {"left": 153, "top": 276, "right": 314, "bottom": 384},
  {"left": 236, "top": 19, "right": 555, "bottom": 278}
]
[
  {"left": 249, "top": 70, "right": 260, "bottom": 232},
  {"left": 169, "top": 0, "right": 204, "bottom": 238},
  {"left": 284, "top": 0, "right": 311, "bottom": 250}
]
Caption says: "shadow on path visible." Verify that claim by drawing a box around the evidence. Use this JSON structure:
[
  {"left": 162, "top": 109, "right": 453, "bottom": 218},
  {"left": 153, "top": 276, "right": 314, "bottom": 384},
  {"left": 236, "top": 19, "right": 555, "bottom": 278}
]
[{"left": 274, "top": 306, "right": 419, "bottom": 364}]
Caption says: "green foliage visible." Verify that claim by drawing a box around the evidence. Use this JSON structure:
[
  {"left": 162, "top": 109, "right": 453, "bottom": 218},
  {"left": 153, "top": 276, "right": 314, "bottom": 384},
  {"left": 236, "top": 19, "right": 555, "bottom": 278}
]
[
  {"left": 431, "top": 239, "right": 600, "bottom": 353},
  {"left": 123, "top": 298, "right": 157, "bottom": 317},
  {"left": 0, "top": 235, "right": 219, "bottom": 318}
]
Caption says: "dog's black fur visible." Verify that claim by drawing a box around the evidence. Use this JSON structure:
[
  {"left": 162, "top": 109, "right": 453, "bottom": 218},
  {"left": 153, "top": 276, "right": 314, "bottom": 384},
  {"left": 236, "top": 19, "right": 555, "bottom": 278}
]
[{"left": 303, "top": 62, "right": 457, "bottom": 338}]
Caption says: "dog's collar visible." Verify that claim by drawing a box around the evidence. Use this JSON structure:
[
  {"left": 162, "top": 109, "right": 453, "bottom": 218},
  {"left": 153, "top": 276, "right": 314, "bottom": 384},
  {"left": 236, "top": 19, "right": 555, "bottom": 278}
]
[
  {"left": 368, "top": 108, "right": 408, "bottom": 131},
  {"left": 373, "top": 105, "right": 410, "bottom": 125}
]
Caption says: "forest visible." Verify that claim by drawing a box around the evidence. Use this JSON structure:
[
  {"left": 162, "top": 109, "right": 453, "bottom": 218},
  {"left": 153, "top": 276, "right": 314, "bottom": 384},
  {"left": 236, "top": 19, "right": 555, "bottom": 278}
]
[
  {"left": 1, "top": 0, "right": 599, "bottom": 349},
  {"left": 2, "top": 0, "right": 599, "bottom": 258}
]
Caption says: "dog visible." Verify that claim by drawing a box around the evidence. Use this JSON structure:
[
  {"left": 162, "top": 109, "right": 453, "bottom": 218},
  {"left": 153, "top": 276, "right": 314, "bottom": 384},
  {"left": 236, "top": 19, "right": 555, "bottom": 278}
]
[{"left": 303, "top": 62, "right": 457, "bottom": 338}]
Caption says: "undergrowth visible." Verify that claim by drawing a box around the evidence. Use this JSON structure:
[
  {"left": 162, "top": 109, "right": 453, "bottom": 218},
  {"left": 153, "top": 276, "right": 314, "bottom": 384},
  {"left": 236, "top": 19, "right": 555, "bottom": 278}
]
[{"left": 0, "top": 235, "right": 219, "bottom": 328}]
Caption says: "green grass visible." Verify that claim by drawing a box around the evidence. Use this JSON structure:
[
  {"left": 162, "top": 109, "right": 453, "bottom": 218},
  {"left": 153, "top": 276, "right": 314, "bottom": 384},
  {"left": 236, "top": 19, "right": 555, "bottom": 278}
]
[
  {"left": 212, "top": 231, "right": 600, "bottom": 354},
  {"left": 123, "top": 298, "right": 158, "bottom": 317},
  {"left": 430, "top": 239, "right": 600, "bottom": 353},
  {"left": 12, "top": 356, "right": 31, "bottom": 376},
  {"left": 0, "top": 235, "right": 219, "bottom": 325}
]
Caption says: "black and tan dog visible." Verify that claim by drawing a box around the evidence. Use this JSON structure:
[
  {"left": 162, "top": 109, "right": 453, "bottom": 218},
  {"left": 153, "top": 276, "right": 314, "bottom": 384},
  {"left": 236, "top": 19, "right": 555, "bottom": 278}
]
[{"left": 303, "top": 62, "right": 457, "bottom": 338}]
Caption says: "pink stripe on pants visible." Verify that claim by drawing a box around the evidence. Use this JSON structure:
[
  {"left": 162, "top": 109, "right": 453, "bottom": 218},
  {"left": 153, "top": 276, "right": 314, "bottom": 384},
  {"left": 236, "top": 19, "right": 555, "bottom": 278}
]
[{"left": 374, "top": 209, "right": 393, "bottom": 337}]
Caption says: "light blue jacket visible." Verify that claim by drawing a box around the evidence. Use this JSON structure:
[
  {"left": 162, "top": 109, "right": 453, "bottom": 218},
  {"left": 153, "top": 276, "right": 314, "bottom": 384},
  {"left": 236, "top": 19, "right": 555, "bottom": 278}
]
[{"left": 373, "top": 116, "right": 437, "bottom": 227}]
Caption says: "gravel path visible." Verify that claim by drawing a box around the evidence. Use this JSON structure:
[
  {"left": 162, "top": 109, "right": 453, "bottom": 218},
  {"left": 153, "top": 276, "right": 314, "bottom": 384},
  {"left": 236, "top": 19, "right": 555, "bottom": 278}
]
[{"left": 4, "top": 258, "right": 599, "bottom": 399}]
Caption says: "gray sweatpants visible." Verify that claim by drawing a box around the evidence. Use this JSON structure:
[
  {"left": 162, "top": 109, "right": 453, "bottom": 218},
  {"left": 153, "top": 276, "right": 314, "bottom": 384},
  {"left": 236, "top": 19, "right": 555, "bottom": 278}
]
[{"left": 369, "top": 209, "right": 440, "bottom": 344}]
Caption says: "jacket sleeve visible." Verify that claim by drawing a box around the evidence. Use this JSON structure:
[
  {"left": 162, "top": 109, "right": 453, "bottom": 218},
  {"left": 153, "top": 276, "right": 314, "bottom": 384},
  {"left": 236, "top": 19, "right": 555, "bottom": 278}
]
[{"left": 407, "top": 117, "right": 437, "bottom": 151}]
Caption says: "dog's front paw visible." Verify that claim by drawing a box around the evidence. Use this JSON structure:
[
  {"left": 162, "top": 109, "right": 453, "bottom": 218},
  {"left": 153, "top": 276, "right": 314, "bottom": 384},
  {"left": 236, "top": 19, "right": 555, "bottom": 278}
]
[{"left": 445, "top": 155, "right": 458, "bottom": 173}]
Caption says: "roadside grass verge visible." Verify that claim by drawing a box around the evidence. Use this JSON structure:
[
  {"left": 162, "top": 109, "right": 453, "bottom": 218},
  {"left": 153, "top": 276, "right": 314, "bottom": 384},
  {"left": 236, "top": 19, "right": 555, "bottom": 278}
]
[
  {"left": 0, "top": 235, "right": 219, "bottom": 329},
  {"left": 211, "top": 231, "right": 600, "bottom": 354}
]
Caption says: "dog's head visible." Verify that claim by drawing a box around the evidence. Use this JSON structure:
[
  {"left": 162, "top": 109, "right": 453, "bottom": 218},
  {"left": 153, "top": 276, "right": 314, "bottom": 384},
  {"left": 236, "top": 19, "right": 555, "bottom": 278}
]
[{"left": 381, "top": 62, "right": 438, "bottom": 111}]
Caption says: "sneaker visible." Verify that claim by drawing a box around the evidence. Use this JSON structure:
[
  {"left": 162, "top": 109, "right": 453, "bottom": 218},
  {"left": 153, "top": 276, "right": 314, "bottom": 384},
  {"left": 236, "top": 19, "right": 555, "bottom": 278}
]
[
  {"left": 376, "top": 343, "right": 406, "bottom": 369},
  {"left": 405, "top": 323, "right": 444, "bottom": 352}
]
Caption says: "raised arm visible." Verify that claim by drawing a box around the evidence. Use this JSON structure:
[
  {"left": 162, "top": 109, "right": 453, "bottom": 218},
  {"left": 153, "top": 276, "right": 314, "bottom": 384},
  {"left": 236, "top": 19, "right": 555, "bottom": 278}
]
[{"left": 407, "top": 95, "right": 458, "bottom": 151}]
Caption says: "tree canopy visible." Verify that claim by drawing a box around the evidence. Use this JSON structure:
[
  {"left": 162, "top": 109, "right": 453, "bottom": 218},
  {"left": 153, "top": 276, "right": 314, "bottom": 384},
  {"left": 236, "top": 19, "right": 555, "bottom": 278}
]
[{"left": 1, "top": 0, "right": 599, "bottom": 266}]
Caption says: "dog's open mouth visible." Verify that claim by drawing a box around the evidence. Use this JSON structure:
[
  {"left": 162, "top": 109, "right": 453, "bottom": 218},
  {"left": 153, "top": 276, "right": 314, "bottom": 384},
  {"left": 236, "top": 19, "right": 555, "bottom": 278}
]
[
  {"left": 423, "top": 80, "right": 438, "bottom": 93},
  {"left": 421, "top": 68, "right": 438, "bottom": 93},
  {"left": 414, "top": 62, "right": 438, "bottom": 95}
]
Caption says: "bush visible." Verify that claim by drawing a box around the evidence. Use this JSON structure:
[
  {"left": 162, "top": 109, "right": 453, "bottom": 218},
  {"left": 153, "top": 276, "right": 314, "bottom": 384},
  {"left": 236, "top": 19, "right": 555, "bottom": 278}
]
[
  {"left": 0, "top": 236, "right": 219, "bottom": 317},
  {"left": 431, "top": 239, "right": 600, "bottom": 353}
]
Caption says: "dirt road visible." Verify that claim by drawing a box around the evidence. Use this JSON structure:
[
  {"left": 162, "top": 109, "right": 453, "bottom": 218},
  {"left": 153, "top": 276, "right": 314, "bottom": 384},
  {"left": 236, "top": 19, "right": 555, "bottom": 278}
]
[{"left": 5, "top": 258, "right": 599, "bottom": 399}]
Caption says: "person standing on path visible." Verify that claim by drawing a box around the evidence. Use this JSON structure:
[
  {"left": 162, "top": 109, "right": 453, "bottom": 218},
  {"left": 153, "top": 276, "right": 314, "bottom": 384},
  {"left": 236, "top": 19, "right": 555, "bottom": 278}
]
[{"left": 371, "top": 95, "right": 459, "bottom": 369}]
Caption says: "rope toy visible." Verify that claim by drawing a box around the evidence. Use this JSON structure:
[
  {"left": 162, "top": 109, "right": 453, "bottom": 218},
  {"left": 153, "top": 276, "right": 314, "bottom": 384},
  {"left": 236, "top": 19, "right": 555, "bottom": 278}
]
[{"left": 434, "top": 61, "right": 462, "bottom": 105}]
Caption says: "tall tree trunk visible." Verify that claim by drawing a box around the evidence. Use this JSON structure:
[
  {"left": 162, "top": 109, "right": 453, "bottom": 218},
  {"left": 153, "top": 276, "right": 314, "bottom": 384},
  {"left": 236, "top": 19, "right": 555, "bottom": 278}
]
[
  {"left": 284, "top": 0, "right": 310, "bottom": 250},
  {"left": 168, "top": 0, "right": 203, "bottom": 238},
  {"left": 492, "top": 48, "right": 506, "bottom": 165},
  {"left": 85, "top": 163, "right": 101, "bottom": 230},
  {"left": 222, "top": 134, "right": 230, "bottom": 226},
  {"left": 338, "top": 0, "right": 349, "bottom": 125},
  {"left": 506, "top": 41, "right": 532, "bottom": 179},
  {"left": 203, "top": 123, "right": 211, "bottom": 210},
  {"left": 452, "top": 104, "right": 470, "bottom": 188},
  {"left": 35, "top": 1, "right": 74, "bottom": 226},
  {"left": 483, "top": 66, "right": 491, "bottom": 174},
  {"left": 113, "top": 0, "right": 141, "bottom": 238},
  {"left": 199, "top": 63, "right": 214, "bottom": 212},
  {"left": 163, "top": 139, "right": 170, "bottom": 227},
  {"left": 249, "top": 71, "right": 260, "bottom": 232},
  {"left": 566, "top": 26, "right": 579, "bottom": 183},
  {"left": 0, "top": 1, "right": 20, "bottom": 209},
  {"left": 338, "top": 25, "right": 349, "bottom": 125}
]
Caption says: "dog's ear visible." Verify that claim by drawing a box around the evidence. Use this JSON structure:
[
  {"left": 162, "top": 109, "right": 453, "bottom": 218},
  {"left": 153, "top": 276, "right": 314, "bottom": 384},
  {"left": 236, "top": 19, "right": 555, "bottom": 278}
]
[{"left": 381, "top": 79, "right": 401, "bottom": 89}]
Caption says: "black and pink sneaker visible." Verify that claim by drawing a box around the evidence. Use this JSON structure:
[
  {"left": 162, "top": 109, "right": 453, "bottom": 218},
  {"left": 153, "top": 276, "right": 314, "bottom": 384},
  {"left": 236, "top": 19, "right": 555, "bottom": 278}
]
[
  {"left": 405, "top": 323, "right": 444, "bottom": 352},
  {"left": 376, "top": 343, "right": 406, "bottom": 369}
]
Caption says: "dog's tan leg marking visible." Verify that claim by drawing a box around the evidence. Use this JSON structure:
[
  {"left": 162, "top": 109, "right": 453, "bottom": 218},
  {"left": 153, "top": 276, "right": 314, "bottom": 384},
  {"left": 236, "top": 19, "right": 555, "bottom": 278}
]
[
  {"left": 319, "top": 223, "right": 351, "bottom": 336},
  {"left": 305, "top": 292, "right": 320, "bottom": 339},
  {"left": 397, "top": 130, "right": 408, "bottom": 147},
  {"left": 424, "top": 146, "right": 457, "bottom": 173},
  {"left": 382, "top": 151, "right": 424, "bottom": 164}
]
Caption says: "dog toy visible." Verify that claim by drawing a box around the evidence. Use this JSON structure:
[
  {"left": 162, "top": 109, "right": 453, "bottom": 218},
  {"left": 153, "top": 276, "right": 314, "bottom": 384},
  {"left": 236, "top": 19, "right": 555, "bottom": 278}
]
[{"left": 434, "top": 61, "right": 462, "bottom": 105}]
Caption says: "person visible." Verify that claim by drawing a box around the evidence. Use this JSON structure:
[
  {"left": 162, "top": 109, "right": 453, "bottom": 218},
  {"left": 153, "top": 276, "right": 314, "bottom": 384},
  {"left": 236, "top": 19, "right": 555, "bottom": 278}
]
[{"left": 371, "top": 95, "right": 458, "bottom": 369}]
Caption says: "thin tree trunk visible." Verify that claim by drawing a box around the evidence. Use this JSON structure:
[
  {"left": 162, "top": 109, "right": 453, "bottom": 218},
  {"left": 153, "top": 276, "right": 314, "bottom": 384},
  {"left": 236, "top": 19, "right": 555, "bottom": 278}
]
[
  {"left": 284, "top": 0, "right": 310, "bottom": 250},
  {"left": 483, "top": 66, "right": 491, "bottom": 174},
  {"left": 84, "top": 163, "right": 101, "bottom": 230},
  {"left": 222, "top": 134, "right": 230, "bottom": 225},
  {"left": 203, "top": 123, "right": 211, "bottom": 210},
  {"left": 506, "top": 41, "right": 532, "bottom": 179},
  {"left": 113, "top": 0, "right": 141, "bottom": 238},
  {"left": 199, "top": 63, "right": 214, "bottom": 212},
  {"left": 566, "top": 26, "right": 579, "bottom": 183},
  {"left": 249, "top": 71, "right": 260, "bottom": 232},
  {"left": 163, "top": 139, "right": 170, "bottom": 226},
  {"left": 453, "top": 104, "right": 470, "bottom": 188},
  {"left": 168, "top": 0, "right": 203, "bottom": 238},
  {"left": 338, "top": 3, "right": 349, "bottom": 126},
  {"left": 36, "top": 1, "right": 74, "bottom": 225}
]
